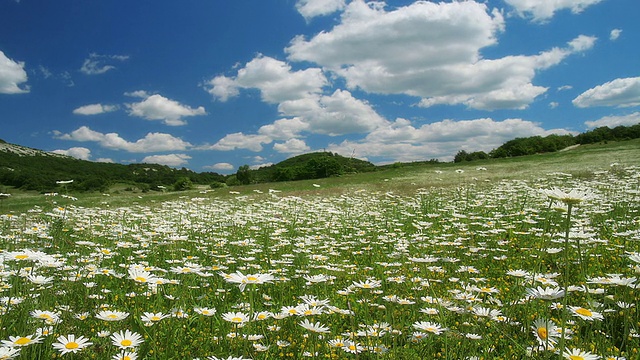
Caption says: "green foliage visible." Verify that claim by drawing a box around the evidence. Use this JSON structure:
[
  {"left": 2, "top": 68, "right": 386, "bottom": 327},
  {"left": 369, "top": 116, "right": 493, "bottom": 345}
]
[
  {"left": 236, "top": 165, "right": 253, "bottom": 185},
  {"left": 251, "top": 151, "right": 376, "bottom": 183},
  {"left": 489, "top": 134, "right": 576, "bottom": 158},
  {"left": 210, "top": 181, "right": 226, "bottom": 189},
  {"left": 0, "top": 147, "right": 224, "bottom": 193},
  {"left": 172, "top": 177, "right": 193, "bottom": 191}
]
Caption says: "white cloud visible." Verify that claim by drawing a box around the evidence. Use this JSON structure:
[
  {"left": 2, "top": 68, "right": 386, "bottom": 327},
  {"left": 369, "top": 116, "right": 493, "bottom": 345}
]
[
  {"left": 249, "top": 162, "right": 273, "bottom": 170},
  {"left": 126, "top": 93, "right": 206, "bottom": 126},
  {"left": 51, "top": 147, "right": 92, "bottom": 160},
  {"left": 142, "top": 154, "right": 191, "bottom": 167},
  {"left": 584, "top": 112, "right": 640, "bottom": 129},
  {"left": 573, "top": 77, "right": 640, "bottom": 108},
  {"left": 549, "top": 102, "right": 559, "bottom": 109},
  {"left": 205, "top": 55, "right": 389, "bottom": 151},
  {"left": 609, "top": 29, "right": 622, "bottom": 41},
  {"left": 505, "top": 0, "right": 604, "bottom": 22},
  {"left": 204, "top": 162, "right": 235, "bottom": 171},
  {"left": 327, "top": 117, "right": 573, "bottom": 163},
  {"left": 278, "top": 89, "right": 388, "bottom": 135},
  {"left": 285, "top": 1, "right": 593, "bottom": 110},
  {"left": 273, "top": 138, "right": 311, "bottom": 154},
  {"left": 0, "top": 50, "right": 29, "bottom": 94},
  {"left": 205, "top": 55, "right": 327, "bottom": 103},
  {"left": 96, "top": 158, "right": 114, "bottom": 163},
  {"left": 203, "top": 132, "right": 272, "bottom": 152},
  {"left": 72, "top": 103, "right": 118, "bottom": 115},
  {"left": 296, "top": 0, "right": 346, "bottom": 20},
  {"left": 54, "top": 126, "right": 192, "bottom": 153},
  {"left": 80, "top": 53, "right": 129, "bottom": 75}
]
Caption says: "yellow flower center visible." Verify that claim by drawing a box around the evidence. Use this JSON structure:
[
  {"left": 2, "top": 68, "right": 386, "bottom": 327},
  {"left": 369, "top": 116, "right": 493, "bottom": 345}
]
[
  {"left": 65, "top": 341, "right": 79, "bottom": 350},
  {"left": 15, "top": 255, "right": 28, "bottom": 260},
  {"left": 135, "top": 276, "right": 147, "bottom": 282},
  {"left": 124, "top": 357, "right": 131, "bottom": 360},
  {"left": 537, "top": 327, "right": 548, "bottom": 340},
  {"left": 107, "top": 314, "right": 118, "bottom": 319},
  {"left": 121, "top": 339, "right": 132, "bottom": 346},
  {"left": 575, "top": 308, "right": 593, "bottom": 317},
  {"left": 231, "top": 317, "right": 243, "bottom": 322},
  {"left": 40, "top": 314, "right": 52, "bottom": 320},
  {"left": 362, "top": 284, "right": 371, "bottom": 288},
  {"left": 257, "top": 314, "right": 266, "bottom": 319},
  {"left": 247, "top": 276, "right": 258, "bottom": 282},
  {"left": 349, "top": 345, "right": 356, "bottom": 351},
  {"left": 151, "top": 316, "right": 161, "bottom": 321},
  {"left": 15, "top": 337, "right": 31, "bottom": 345},
  {"left": 569, "top": 356, "right": 584, "bottom": 360}
]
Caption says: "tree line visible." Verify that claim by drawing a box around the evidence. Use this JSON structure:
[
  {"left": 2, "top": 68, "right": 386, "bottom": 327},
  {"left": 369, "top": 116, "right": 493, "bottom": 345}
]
[{"left": 454, "top": 123, "right": 640, "bottom": 163}]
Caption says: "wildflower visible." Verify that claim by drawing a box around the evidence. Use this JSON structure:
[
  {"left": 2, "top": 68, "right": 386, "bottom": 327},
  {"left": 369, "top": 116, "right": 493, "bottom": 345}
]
[
  {"left": 412, "top": 321, "right": 447, "bottom": 335},
  {"left": 526, "top": 286, "right": 565, "bottom": 300},
  {"left": 1, "top": 335, "right": 43, "bottom": 347},
  {"left": 128, "top": 267, "right": 158, "bottom": 284},
  {"left": 140, "top": 312, "right": 170, "bottom": 324},
  {"left": 96, "top": 310, "right": 129, "bottom": 321},
  {"left": 112, "top": 351, "right": 138, "bottom": 360},
  {"left": 569, "top": 306, "right": 604, "bottom": 321},
  {"left": 342, "top": 340, "right": 365, "bottom": 354},
  {"left": 531, "top": 318, "right": 560, "bottom": 348},
  {"left": 110, "top": 330, "right": 144, "bottom": 349},
  {"left": 30, "top": 310, "right": 61, "bottom": 324},
  {"left": 253, "top": 311, "right": 271, "bottom": 321},
  {"left": 541, "top": 188, "right": 592, "bottom": 205},
  {"left": 52, "top": 334, "right": 93, "bottom": 355},
  {"left": 562, "top": 347, "right": 601, "bottom": 359},
  {"left": 194, "top": 307, "right": 217, "bottom": 316},
  {"left": 221, "top": 311, "right": 250, "bottom": 324},
  {"left": 0, "top": 346, "right": 20, "bottom": 359},
  {"left": 220, "top": 271, "right": 274, "bottom": 292},
  {"left": 299, "top": 319, "right": 330, "bottom": 334},
  {"left": 352, "top": 279, "right": 382, "bottom": 289}
]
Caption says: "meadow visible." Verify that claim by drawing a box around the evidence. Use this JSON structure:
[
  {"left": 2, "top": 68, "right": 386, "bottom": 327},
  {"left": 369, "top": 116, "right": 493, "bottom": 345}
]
[{"left": 1, "top": 141, "right": 639, "bottom": 359}]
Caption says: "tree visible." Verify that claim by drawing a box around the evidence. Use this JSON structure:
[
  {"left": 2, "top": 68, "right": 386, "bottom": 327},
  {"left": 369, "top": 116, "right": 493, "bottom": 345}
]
[
  {"left": 172, "top": 177, "right": 193, "bottom": 191},
  {"left": 236, "top": 165, "right": 252, "bottom": 185}
]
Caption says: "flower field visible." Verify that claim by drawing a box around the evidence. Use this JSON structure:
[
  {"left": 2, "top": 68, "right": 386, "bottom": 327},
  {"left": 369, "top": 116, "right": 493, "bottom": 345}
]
[{"left": 1, "top": 165, "right": 639, "bottom": 359}]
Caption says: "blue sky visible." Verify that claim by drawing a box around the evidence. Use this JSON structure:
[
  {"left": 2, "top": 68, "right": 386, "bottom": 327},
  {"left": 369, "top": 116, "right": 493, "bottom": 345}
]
[{"left": 1, "top": 0, "right": 638, "bottom": 173}]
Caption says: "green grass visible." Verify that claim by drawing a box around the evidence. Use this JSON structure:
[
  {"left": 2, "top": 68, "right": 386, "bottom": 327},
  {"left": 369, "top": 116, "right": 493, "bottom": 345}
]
[{"left": 0, "top": 139, "right": 638, "bottom": 359}]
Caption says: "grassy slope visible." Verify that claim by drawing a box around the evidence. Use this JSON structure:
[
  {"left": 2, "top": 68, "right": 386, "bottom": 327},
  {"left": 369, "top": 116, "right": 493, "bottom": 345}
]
[{"left": 1, "top": 139, "right": 639, "bottom": 213}]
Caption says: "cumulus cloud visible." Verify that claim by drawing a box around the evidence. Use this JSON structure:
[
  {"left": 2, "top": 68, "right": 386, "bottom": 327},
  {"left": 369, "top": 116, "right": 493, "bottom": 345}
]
[
  {"left": 204, "top": 162, "right": 235, "bottom": 171},
  {"left": 51, "top": 147, "right": 92, "bottom": 160},
  {"left": 273, "top": 138, "right": 311, "bottom": 154},
  {"left": 96, "top": 158, "right": 114, "bottom": 163},
  {"left": 80, "top": 53, "right": 129, "bottom": 75},
  {"left": 296, "top": 0, "right": 346, "bottom": 20},
  {"left": 201, "top": 132, "right": 272, "bottom": 152},
  {"left": 0, "top": 50, "right": 29, "bottom": 94},
  {"left": 584, "top": 112, "right": 640, "bottom": 129},
  {"left": 327, "top": 117, "right": 573, "bottom": 163},
  {"left": 204, "top": 55, "right": 389, "bottom": 152},
  {"left": 285, "top": 1, "right": 594, "bottom": 110},
  {"left": 54, "top": 126, "right": 192, "bottom": 153},
  {"left": 142, "top": 154, "right": 191, "bottom": 167},
  {"left": 72, "top": 103, "right": 118, "bottom": 115},
  {"left": 126, "top": 93, "right": 206, "bottom": 126},
  {"left": 205, "top": 55, "right": 327, "bottom": 103},
  {"left": 573, "top": 77, "right": 640, "bottom": 108},
  {"left": 610, "top": 29, "right": 622, "bottom": 41},
  {"left": 505, "top": 0, "right": 604, "bottom": 22}
]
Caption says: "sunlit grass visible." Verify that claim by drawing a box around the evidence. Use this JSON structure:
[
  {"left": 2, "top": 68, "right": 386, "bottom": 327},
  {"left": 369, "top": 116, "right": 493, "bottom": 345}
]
[{"left": 0, "top": 142, "right": 639, "bottom": 359}]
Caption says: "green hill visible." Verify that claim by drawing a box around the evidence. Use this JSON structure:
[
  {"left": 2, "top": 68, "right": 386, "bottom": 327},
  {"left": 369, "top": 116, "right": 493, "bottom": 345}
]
[{"left": 0, "top": 141, "right": 224, "bottom": 193}]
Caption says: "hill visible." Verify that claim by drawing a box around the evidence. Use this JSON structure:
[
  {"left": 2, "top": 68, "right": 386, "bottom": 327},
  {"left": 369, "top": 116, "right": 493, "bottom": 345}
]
[
  {"left": 0, "top": 139, "right": 224, "bottom": 193},
  {"left": 244, "top": 151, "right": 377, "bottom": 184}
]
